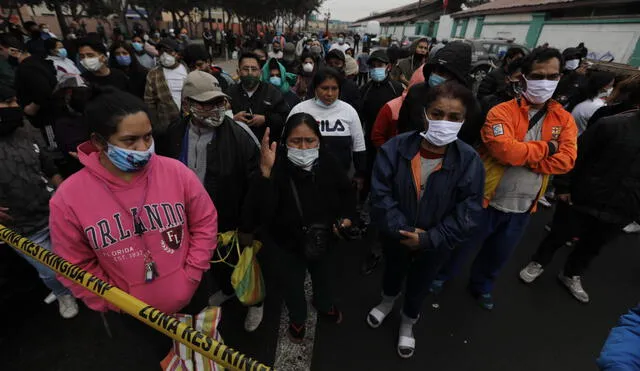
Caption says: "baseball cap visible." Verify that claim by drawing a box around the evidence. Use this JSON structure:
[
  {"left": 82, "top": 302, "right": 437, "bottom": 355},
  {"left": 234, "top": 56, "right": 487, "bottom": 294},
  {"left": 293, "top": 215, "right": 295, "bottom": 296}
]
[
  {"left": 158, "top": 38, "right": 179, "bottom": 52},
  {"left": 182, "top": 71, "right": 229, "bottom": 102},
  {"left": 367, "top": 49, "right": 389, "bottom": 65}
]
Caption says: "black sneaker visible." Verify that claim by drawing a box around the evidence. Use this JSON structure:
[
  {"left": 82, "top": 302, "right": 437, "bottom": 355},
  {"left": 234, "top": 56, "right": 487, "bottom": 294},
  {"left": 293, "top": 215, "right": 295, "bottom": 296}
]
[
  {"left": 318, "top": 305, "right": 343, "bottom": 324},
  {"left": 288, "top": 322, "right": 306, "bottom": 344},
  {"left": 361, "top": 253, "right": 381, "bottom": 276}
]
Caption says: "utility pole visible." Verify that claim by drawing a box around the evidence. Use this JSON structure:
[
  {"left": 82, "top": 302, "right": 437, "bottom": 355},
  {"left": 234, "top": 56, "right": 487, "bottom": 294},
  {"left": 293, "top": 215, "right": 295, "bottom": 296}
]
[{"left": 324, "top": 10, "right": 330, "bottom": 36}]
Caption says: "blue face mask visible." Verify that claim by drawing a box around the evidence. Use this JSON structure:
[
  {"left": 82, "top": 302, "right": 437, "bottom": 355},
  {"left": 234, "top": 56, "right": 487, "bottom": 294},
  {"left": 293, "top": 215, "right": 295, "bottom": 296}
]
[
  {"left": 116, "top": 55, "right": 132, "bottom": 66},
  {"left": 57, "top": 48, "right": 68, "bottom": 59},
  {"left": 314, "top": 98, "right": 338, "bottom": 109},
  {"left": 369, "top": 67, "right": 387, "bottom": 82},
  {"left": 132, "top": 42, "right": 144, "bottom": 52},
  {"left": 428, "top": 73, "right": 447, "bottom": 87},
  {"left": 106, "top": 141, "right": 154, "bottom": 172},
  {"left": 269, "top": 76, "right": 282, "bottom": 87}
]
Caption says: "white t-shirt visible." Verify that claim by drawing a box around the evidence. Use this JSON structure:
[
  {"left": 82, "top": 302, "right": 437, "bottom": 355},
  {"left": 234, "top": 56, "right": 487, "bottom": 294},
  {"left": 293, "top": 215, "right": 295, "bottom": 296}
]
[
  {"left": 572, "top": 97, "right": 606, "bottom": 135},
  {"left": 288, "top": 99, "right": 366, "bottom": 169},
  {"left": 163, "top": 64, "right": 188, "bottom": 108}
]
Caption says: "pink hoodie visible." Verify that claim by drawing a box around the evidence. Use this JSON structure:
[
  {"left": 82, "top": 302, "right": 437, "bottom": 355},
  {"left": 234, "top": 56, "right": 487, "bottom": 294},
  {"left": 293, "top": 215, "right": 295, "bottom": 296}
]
[{"left": 50, "top": 142, "right": 218, "bottom": 314}]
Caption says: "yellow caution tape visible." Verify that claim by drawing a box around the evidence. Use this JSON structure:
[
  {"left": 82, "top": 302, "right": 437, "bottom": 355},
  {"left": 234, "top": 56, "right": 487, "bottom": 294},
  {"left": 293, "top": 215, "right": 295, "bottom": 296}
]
[{"left": 0, "top": 224, "right": 272, "bottom": 371}]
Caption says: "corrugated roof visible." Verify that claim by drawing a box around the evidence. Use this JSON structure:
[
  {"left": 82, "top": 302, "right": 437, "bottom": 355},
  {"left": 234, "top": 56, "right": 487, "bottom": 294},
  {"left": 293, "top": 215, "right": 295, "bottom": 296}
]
[
  {"left": 355, "top": 0, "right": 440, "bottom": 22},
  {"left": 453, "top": 0, "right": 576, "bottom": 17}
]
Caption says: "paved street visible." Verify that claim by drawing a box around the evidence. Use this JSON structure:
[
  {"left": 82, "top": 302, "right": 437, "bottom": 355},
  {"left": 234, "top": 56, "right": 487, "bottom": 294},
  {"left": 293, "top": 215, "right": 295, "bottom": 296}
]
[{"left": 2, "top": 208, "right": 639, "bottom": 371}]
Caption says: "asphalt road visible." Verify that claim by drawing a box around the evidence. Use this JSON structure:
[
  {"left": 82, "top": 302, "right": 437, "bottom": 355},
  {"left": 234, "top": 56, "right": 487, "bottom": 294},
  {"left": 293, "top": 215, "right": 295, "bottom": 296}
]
[{"left": 2, "top": 207, "right": 639, "bottom": 371}]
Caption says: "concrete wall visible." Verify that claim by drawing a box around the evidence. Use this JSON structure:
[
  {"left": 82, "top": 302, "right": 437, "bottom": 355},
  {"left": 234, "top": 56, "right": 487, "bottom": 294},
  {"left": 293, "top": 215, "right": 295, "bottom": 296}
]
[
  {"left": 538, "top": 23, "right": 640, "bottom": 63},
  {"left": 480, "top": 24, "right": 529, "bottom": 43},
  {"left": 437, "top": 15, "right": 453, "bottom": 40}
]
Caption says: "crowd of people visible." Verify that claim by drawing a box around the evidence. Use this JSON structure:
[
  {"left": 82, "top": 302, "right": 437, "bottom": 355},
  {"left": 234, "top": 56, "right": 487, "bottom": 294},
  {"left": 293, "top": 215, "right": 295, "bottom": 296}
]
[{"left": 1, "top": 20, "right": 640, "bottom": 368}]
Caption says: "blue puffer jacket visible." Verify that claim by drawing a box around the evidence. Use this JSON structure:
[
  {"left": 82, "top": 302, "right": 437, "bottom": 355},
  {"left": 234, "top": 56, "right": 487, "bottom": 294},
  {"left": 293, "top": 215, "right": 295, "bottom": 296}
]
[
  {"left": 371, "top": 131, "right": 485, "bottom": 250},
  {"left": 598, "top": 305, "right": 640, "bottom": 371}
]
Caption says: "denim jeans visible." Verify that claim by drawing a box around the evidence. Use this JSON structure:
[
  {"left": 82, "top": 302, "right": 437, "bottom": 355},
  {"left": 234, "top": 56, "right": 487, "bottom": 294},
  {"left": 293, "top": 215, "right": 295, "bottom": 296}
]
[{"left": 19, "top": 227, "right": 71, "bottom": 297}]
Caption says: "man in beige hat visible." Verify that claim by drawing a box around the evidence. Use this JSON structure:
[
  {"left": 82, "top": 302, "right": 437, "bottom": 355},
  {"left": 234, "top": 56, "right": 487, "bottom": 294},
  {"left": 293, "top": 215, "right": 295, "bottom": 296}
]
[{"left": 166, "top": 70, "right": 264, "bottom": 331}]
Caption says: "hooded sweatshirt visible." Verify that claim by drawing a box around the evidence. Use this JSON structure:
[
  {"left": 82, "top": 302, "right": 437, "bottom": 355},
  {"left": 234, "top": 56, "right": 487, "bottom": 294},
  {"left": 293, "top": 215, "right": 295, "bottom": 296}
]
[
  {"left": 50, "top": 141, "right": 218, "bottom": 314},
  {"left": 396, "top": 42, "right": 484, "bottom": 146},
  {"left": 262, "top": 58, "right": 301, "bottom": 111}
]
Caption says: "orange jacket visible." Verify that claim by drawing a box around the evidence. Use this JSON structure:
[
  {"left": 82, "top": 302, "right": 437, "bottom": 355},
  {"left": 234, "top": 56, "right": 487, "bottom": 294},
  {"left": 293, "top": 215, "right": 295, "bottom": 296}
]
[{"left": 480, "top": 98, "right": 578, "bottom": 211}]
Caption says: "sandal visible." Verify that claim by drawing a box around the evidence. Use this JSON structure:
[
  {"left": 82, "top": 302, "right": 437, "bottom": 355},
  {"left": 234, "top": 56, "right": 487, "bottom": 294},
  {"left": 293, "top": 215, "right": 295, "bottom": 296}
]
[
  {"left": 367, "top": 307, "right": 390, "bottom": 329},
  {"left": 397, "top": 334, "right": 415, "bottom": 359}
]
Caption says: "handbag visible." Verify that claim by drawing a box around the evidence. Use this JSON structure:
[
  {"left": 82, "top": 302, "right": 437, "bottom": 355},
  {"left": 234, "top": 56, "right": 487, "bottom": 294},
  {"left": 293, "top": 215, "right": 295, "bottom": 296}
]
[
  {"left": 289, "top": 178, "right": 332, "bottom": 260},
  {"left": 211, "top": 231, "right": 266, "bottom": 306},
  {"left": 160, "top": 307, "right": 223, "bottom": 371}
]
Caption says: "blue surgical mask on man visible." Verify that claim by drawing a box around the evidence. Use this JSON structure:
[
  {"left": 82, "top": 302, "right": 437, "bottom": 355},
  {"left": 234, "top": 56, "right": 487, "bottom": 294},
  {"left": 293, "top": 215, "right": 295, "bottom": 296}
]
[
  {"left": 132, "top": 42, "right": 144, "bottom": 52},
  {"left": 369, "top": 67, "right": 387, "bottom": 82},
  {"left": 428, "top": 73, "right": 447, "bottom": 87},
  {"left": 106, "top": 141, "right": 155, "bottom": 172},
  {"left": 269, "top": 76, "right": 282, "bottom": 87}
]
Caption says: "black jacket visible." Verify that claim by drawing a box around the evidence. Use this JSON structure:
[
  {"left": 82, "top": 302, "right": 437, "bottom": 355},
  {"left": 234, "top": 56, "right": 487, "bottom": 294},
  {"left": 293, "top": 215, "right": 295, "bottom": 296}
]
[
  {"left": 587, "top": 102, "right": 637, "bottom": 129},
  {"left": 247, "top": 149, "right": 356, "bottom": 252},
  {"left": 555, "top": 71, "right": 587, "bottom": 111},
  {"left": 165, "top": 116, "right": 260, "bottom": 233},
  {"left": 227, "top": 81, "right": 288, "bottom": 142},
  {"left": 0, "top": 125, "right": 58, "bottom": 236},
  {"left": 397, "top": 42, "right": 483, "bottom": 145},
  {"left": 554, "top": 111, "right": 640, "bottom": 224},
  {"left": 15, "top": 56, "right": 57, "bottom": 129},
  {"left": 360, "top": 78, "right": 403, "bottom": 139},
  {"left": 477, "top": 67, "right": 507, "bottom": 99}
]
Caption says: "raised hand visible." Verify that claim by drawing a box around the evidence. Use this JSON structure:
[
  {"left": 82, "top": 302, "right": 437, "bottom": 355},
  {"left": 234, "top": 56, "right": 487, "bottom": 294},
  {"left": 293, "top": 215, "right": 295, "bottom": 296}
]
[{"left": 260, "top": 127, "right": 278, "bottom": 178}]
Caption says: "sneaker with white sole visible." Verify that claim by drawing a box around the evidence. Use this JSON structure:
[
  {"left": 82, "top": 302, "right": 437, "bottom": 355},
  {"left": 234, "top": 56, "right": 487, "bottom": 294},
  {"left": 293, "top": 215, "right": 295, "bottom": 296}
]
[
  {"left": 57, "top": 294, "right": 79, "bottom": 319},
  {"left": 244, "top": 304, "right": 264, "bottom": 332},
  {"left": 558, "top": 273, "right": 589, "bottom": 303},
  {"left": 538, "top": 196, "right": 552, "bottom": 208},
  {"left": 623, "top": 222, "right": 640, "bottom": 233},
  {"left": 208, "top": 290, "right": 235, "bottom": 307},
  {"left": 519, "top": 262, "right": 544, "bottom": 283}
]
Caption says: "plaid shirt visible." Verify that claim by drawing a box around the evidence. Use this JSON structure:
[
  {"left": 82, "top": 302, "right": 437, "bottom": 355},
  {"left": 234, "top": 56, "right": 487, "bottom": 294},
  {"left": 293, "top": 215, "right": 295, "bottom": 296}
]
[{"left": 144, "top": 65, "right": 183, "bottom": 133}]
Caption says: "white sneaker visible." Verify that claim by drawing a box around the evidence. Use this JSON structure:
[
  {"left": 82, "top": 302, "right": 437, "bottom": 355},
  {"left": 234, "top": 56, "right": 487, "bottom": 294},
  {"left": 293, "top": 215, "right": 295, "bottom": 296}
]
[
  {"left": 558, "top": 273, "right": 589, "bottom": 303},
  {"left": 623, "top": 222, "right": 640, "bottom": 233},
  {"left": 519, "top": 262, "right": 544, "bottom": 283},
  {"left": 57, "top": 294, "right": 79, "bottom": 319},
  {"left": 208, "top": 290, "right": 235, "bottom": 306},
  {"left": 244, "top": 304, "right": 264, "bottom": 332},
  {"left": 538, "top": 196, "right": 552, "bottom": 208}
]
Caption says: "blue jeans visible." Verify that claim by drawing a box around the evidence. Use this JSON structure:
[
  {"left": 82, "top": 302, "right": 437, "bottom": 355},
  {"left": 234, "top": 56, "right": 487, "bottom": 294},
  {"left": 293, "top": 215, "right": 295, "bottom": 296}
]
[
  {"left": 19, "top": 227, "right": 71, "bottom": 297},
  {"left": 437, "top": 207, "right": 531, "bottom": 294}
]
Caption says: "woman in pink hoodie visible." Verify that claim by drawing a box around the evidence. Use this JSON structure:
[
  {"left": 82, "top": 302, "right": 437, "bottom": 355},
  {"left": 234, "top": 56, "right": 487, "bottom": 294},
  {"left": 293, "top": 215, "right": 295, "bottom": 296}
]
[{"left": 50, "top": 87, "right": 218, "bottom": 361}]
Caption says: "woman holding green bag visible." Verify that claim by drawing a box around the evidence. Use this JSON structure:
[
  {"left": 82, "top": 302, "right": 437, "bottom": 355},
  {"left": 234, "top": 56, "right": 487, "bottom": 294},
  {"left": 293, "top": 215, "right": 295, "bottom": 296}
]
[{"left": 248, "top": 112, "right": 356, "bottom": 343}]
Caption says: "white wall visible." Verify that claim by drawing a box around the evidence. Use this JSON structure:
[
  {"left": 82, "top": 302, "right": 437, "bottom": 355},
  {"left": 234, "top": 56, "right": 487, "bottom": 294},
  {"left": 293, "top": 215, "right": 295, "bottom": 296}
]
[
  {"left": 481, "top": 24, "right": 529, "bottom": 43},
  {"left": 437, "top": 15, "right": 454, "bottom": 40},
  {"left": 484, "top": 14, "right": 532, "bottom": 23},
  {"left": 538, "top": 23, "right": 640, "bottom": 64},
  {"left": 465, "top": 18, "right": 477, "bottom": 39}
]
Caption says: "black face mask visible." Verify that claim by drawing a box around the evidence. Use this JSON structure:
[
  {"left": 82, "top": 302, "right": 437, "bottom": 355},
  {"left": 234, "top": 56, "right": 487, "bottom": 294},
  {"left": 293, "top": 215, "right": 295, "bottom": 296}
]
[
  {"left": 7, "top": 55, "right": 19, "bottom": 67},
  {"left": 0, "top": 107, "right": 24, "bottom": 136}
]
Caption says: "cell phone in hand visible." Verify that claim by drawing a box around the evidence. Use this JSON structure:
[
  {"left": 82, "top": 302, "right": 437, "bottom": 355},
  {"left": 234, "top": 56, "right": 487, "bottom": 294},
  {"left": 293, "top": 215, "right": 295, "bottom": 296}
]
[{"left": 244, "top": 114, "right": 254, "bottom": 121}]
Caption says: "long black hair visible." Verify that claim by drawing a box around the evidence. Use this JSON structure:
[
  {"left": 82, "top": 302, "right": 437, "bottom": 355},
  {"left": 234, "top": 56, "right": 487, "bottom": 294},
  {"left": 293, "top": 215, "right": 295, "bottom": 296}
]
[
  {"left": 109, "top": 41, "right": 147, "bottom": 75},
  {"left": 280, "top": 112, "right": 322, "bottom": 147},
  {"left": 580, "top": 71, "right": 615, "bottom": 101},
  {"left": 85, "top": 86, "right": 148, "bottom": 139}
]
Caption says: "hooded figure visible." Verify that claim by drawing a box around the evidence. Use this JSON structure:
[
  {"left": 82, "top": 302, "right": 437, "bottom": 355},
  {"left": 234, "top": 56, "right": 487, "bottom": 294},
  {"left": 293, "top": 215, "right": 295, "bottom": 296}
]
[
  {"left": 262, "top": 58, "right": 300, "bottom": 113},
  {"left": 397, "top": 41, "right": 483, "bottom": 145},
  {"left": 280, "top": 42, "right": 300, "bottom": 74},
  {"left": 391, "top": 37, "right": 430, "bottom": 85}
]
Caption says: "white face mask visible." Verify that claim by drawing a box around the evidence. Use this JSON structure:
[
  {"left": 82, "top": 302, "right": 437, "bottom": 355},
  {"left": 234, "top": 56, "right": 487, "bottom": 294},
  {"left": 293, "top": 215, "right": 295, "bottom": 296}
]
[
  {"left": 287, "top": 146, "right": 319, "bottom": 171},
  {"left": 160, "top": 52, "right": 176, "bottom": 68},
  {"left": 81, "top": 57, "right": 103, "bottom": 72},
  {"left": 598, "top": 87, "right": 613, "bottom": 99},
  {"left": 302, "top": 62, "right": 314, "bottom": 73},
  {"left": 565, "top": 59, "right": 580, "bottom": 71},
  {"left": 522, "top": 77, "right": 559, "bottom": 105},
  {"left": 420, "top": 114, "right": 464, "bottom": 147}
]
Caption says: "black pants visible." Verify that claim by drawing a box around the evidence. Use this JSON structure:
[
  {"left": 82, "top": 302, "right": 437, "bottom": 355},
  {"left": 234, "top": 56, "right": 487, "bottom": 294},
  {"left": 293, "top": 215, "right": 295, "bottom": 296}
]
[
  {"left": 531, "top": 202, "right": 622, "bottom": 276},
  {"left": 382, "top": 241, "right": 451, "bottom": 319},
  {"left": 277, "top": 242, "right": 335, "bottom": 325}
]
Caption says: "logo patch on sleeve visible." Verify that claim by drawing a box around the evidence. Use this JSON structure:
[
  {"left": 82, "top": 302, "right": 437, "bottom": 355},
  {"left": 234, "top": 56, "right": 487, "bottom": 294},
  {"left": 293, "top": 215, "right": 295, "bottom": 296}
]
[{"left": 492, "top": 124, "right": 504, "bottom": 136}]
